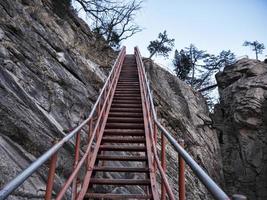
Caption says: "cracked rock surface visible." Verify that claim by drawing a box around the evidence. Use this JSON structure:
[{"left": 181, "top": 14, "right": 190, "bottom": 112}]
[
  {"left": 213, "top": 58, "right": 267, "bottom": 200},
  {"left": 0, "top": 0, "right": 115, "bottom": 198}
]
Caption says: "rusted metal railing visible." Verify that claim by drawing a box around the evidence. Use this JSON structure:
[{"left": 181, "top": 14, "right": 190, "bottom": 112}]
[
  {"left": 134, "top": 46, "right": 246, "bottom": 200},
  {"left": 0, "top": 47, "right": 126, "bottom": 200}
]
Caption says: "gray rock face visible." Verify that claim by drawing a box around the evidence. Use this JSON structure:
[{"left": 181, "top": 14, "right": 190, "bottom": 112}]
[
  {"left": 144, "top": 60, "right": 224, "bottom": 199},
  {"left": 213, "top": 58, "right": 267, "bottom": 199},
  {"left": 0, "top": 0, "right": 115, "bottom": 198}
]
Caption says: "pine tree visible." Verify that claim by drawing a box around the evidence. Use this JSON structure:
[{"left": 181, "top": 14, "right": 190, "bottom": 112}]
[
  {"left": 243, "top": 40, "right": 265, "bottom": 60},
  {"left": 173, "top": 49, "right": 192, "bottom": 81},
  {"left": 147, "top": 30, "right": 175, "bottom": 59}
]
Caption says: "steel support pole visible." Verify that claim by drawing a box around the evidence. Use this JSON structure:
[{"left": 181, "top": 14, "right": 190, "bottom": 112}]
[
  {"left": 178, "top": 139, "right": 185, "bottom": 200},
  {"left": 161, "top": 132, "right": 166, "bottom": 200},
  {"left": 71, "top": 132, "right": 81, "bottom": 200},
  {"left": 45, "top": 150, "right": 58, "bottom": 200}
]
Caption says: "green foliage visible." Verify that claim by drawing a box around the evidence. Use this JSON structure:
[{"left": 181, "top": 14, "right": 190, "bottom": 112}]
[
  {"left": 173, "top": 49, "right": 192, "bottom": 81},
  {"left": 174, "top": 44, "right": 236, "bottom": 91},
  {"left": 243, "top": 40, "right": 265, "bottom": 60},
  {"left": 147, "top": 30, "right": 175, "bottom": 59},
  {"left": 52, "top": 0, "right": 71, "bottom": 19}
]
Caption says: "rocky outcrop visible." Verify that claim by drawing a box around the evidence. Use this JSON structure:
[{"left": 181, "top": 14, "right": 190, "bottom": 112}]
[
  {"left": 0, "top": 0, "right": 115, "bottom": 198},
  {"left": 213, "top": 58, "right": 267, "bottom": 199},
  {"left": 145, "top": 60, "right": 224, "bottom": 199}
]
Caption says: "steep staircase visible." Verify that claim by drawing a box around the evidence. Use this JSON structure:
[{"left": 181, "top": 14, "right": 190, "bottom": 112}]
[
  {"left": 85, "top": 55, "right": 152, "bottom": 199},
  {"left": 0, "top": 47, "right": 236, "bottom": 200}
]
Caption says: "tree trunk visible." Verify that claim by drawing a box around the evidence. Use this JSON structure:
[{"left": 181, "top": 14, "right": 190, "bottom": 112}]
[{"left": 149, "top": 51, "right": 156, "bottom": 59}]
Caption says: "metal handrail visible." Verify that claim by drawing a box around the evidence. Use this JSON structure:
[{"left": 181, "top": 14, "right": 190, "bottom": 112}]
[
  {"left": 0, "top": 46, "right": 126, "bottom": 200},
  {"left": 134, "top": 47, "right": 231, "bottom": 200}
]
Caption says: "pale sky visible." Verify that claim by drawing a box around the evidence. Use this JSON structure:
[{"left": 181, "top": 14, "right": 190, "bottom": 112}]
[{"left": 121, "top": 0, "right": 267, "bottom": 68}]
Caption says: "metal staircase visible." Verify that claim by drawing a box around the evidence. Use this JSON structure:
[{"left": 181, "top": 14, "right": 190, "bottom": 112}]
[
  {"left": 85, "top": 55, "right": 152, "bottom": 199},
  {"left": 0, "top": 47, "right": 246, "bottom": 200}
]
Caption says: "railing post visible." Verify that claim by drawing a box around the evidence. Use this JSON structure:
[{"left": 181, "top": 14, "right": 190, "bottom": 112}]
[
  {"left": 153, "top": 107, "right": 158, "bottom": 171},
  {"left": 178, "top": 139, "right": 185, "bottom": 200},
  {"left": 45, "top": 141, "right": 58, "bottom": 200},
  {"left": 161, "top": 131, "right": 166, "bottom": 200},
  {"left": 71, "top": 131, "right": 81, "bottom": 200}
]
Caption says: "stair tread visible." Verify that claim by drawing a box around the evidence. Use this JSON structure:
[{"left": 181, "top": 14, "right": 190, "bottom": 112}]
[
  {"left": 89, "top": 178, "right": 150, "bottom": 185},
  {"left": 99, "top": 145, "right": 146, "bottom": 151},
  {"left": 107, "top": 117, "right": 143, "bottom": 123},
  {"left": 85, "top": 193, "right": 152, "bottom": 199},
  {"left": 93, "top": 167, "right": 149, "bottom": 172},
  {"left": 102, "top": 137, "right": 145, "bottom": 142},
  {"left": 97, "top": 155, "right": 147, "bottom": 161},
  {"left": 108, "top": 112, "right": 143, "bottom": 117}
]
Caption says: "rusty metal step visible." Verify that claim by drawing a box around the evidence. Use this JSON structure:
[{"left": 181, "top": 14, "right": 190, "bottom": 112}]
[
  {"left": 89, "top": 178, "right": 150, "bottom": 185},
  {"left": 85, "top": 193, "right": 152, "bottom": 199},
  {"left": 93, "top": 167, "right": 149, "bottom": 172},
  {"left": 112, "top": 97, "right": 141, "bottom": 101},
  {"left": 115, "top": 91, "right": 140, "bottom": 95},
  {"left": 104, "top": 129, "right": 144, "bottom": 135},
  {"left": 114, "top": 94, "right": 140, "bottom": 97},
  {"left": 115, "top": 88, "right": 140, "bottom": 91},
  {"left": 112, "top": 100, "right": 142, "bottom": 105},
  {"left": 108, "top": 112, "right": 143, "bottom": 118},
  {"left": 96, "top": 155, "right": 147, "bottom": 161},
  {"left": 105, "top": 123, "right": 144, "bottom": 129},
  {"left": 111, "top": 104, "right": 142, "bottom": 108},
  {"left": 99, "top": 145, "right": 146, "bottom": 152},
  {"left": 102, "top": 137, "right": 145, "bottom": 143},
  {"left": 110, "top": 108, "right": 142, "bottom": 113},
  {"left": 107, "top": 117, "right": 143, "bottom": 123}
]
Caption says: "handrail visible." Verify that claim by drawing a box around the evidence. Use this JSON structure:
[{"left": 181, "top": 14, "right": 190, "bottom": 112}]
[
  {"left": 0, "top": 46, "right": 126, "bottom": 200},
  {"left": 134, "top": 46, "right": 231, "bottom": 200}
]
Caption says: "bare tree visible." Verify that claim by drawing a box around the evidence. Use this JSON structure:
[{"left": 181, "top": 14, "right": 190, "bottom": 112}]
[
  {"left": 243, "top": 40, "right": 265, "bottom": 60},
  {"left": 75, "top": 0, "right": 142, "bottom": 47}
]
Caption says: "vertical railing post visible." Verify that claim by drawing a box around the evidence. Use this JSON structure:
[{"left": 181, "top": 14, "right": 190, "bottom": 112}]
[
  {"left": 178, "top": 139, "right": 185, "bottom": 200},
  {"left": 45, "top": 141, "right": 58, "bottom": 200},
  {"left": 71, "top": 131, "right": 81, "bottom": 200},
  {"left": 153, "top": 107, "right": 157, "bottom": 171},
  {"left": 161, "top": 131, "right": 166, "bottom": 200},
  {"left": 87, "top": 118, "right": 93, "bottom": 170}
]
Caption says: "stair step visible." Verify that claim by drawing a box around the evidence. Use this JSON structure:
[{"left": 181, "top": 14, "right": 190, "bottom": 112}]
[
  {"left": 93, "top": 167, "right": 149, "bottom": 172},
  {"left": 112, "top": 100, "right": 142, "bottom": 105},
  {"left": 104, "top": 129, "right": 145, "bottom": 136},
  {"left": 113, "top": 97, "right": 141, "bottom": 101},
  {"left": 107, "top": 117, "right": 143, "bottom": 123},
  {"left": 99, "top": 145, "right": 146, "bottom": 152},
  {"left": 111, "top": 103, "right": 141, "bottom": 108},
  {"left": 85, "top": 193, "right": 152, "bottom": 199},
  {"left": 102, "top": 137, "right": 145, "bottom": 143},
  {"left": 110, "top": 108, "right": 142, "bottom": 113},
  {"left": 114, "top": 94, "right": 140, "bottom": 97},
  {"left": 108, "top": 112, "right": 143, "bottom": 118},
  {"left": 89, "top": 178, "right": 150, "bottom": 185},
  {"left": 115, "top": 88, "right": 140, "bottom": 91},
  {"left": 97, "top": 155, "right": 147, "bottom": 161},
  {"left": 106, "top": 123, "right": 144, "bottom": 129},
  {"left": 115, "top": 92, "right": 140, "bottom": 95}
]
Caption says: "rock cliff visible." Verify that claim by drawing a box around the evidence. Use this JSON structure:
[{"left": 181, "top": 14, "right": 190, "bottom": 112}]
[
  {"left": 0, "top": 0, "right": 115, "bottom": 198},
  {"left": 144, "top": 59, "right": 224, "bottom": 199},
  {"left": 213, "top": 58, "right": 267, "bottom": 200},
  {"left": 0, "top": 0, "right": 223, "bottom": 199}
]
